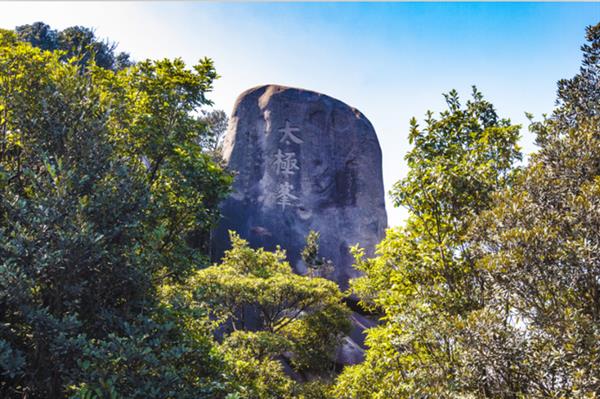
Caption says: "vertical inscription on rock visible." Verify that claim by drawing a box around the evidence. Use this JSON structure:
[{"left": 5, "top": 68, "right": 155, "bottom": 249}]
[{"left": 271, "top": 120, "right": 302, "bottom": 210}]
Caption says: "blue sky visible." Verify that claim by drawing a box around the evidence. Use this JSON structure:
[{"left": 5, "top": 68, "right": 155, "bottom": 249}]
[{"left": 1, "top": 2, "right": 598, "bottom": 226}]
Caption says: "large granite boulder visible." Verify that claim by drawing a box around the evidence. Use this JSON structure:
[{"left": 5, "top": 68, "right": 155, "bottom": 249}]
[{"left": 212, "top": 84, "right": 387, "bottom": 290}]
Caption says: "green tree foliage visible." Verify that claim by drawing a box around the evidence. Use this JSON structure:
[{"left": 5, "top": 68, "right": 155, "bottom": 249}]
[
  {"left": 470, "top": 22, "right": 600, "bottom": 397},
  {"left": 335, "top": 87, "right": 522, "bottom": 398},
  {"left": 15, "top": 22, "right": 132, "bottom": 70},
  {"left": 98, "top": 56, "right": 228, "bottom": 278},
  {"left": 0, "top": 28, "right": 231, "bottom": 398},
  {"left": 335, "top": 24, "right": 599, "bottom": 399},
  {"left": 171, "top": 232, "right": 350, "bottom": 398},
  {"left": 301, "top": 230, "right": 334, "bottom": 279},
  {"left": 198, "top": 109, "right": 229, "bottom": 164}
]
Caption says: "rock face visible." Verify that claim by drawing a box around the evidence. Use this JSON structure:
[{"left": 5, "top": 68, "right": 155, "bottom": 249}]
[{"left": 212, "top": 85, "right": 387, "bottom": 290}]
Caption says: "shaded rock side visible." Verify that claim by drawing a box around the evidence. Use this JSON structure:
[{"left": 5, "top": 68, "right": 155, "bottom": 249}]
[{"left": 212, "top": 84, "right": 387, "bottom": 290}]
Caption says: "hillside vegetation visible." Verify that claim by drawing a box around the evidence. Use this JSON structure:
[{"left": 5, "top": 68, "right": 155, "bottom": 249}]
[{"left": 1, "top": 22, "right": 598, "bottom": 399}]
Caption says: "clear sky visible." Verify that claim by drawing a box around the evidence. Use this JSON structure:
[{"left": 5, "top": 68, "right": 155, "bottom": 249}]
[{"left": 2, "top": 2, "right": 598, "bottom": 226}]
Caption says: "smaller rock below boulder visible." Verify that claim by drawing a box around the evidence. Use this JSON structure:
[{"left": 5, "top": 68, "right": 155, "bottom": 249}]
[{"left": 335, "top": 336, "right": 365, "bottom": 366}]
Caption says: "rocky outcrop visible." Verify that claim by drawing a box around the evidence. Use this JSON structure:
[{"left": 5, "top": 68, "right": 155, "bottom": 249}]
[{"left": 212, "top": 84, "right": 387, "bottom": 291}]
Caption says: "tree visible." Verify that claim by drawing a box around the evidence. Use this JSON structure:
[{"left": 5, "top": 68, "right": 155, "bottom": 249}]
[
  {"left": 335, "top": 87, "right": 522, "bottom": 398},
  {"left": 98, "top": 56, "right": 231, "bottom": 279},
  {"left": 471, "top": 22, "right": 600, "bottom": 397},
  {"left": 0, "top": 28, "right": 231, "bottom": 398},
  {"left": 198, "top": 109, "right": 229, "bottom": 163},
  {"left": 16, "top": 22, "right": 132, "bottom": 71},
  {"left": 301, "top": 230, "right": 334, "bottom": 279},
  {"left": 14, "top": 21, "right": 57, "bottom": 51},
  {"left": 173, "top": 232, "right": 350, "bottom": 398}
]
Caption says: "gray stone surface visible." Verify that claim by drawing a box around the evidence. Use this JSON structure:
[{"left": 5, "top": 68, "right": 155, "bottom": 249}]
[
  {"left": 212, "top": 84, "right": 387, "bottom": 290},
  {"left": 335, "top": 336, "right": 365, "bottom": 366}
]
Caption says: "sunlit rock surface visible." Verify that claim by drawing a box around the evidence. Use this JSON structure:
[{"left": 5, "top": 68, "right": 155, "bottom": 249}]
[{"left": 212, "top": 84, "right": 387, "bottom": 290}]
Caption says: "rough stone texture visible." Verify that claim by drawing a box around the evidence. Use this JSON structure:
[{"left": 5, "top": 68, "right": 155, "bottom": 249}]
[
  {"left": 335, "top": 336, "right": 365, "bottom": 366},
  {"left": 212, "top": 84, "right": 387, "bottom": 290},
  {"left": 349, "top": 312, "right": 378, "bottom": 347}
]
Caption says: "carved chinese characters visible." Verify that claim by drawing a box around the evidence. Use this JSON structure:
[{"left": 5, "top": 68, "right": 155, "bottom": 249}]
[
  {"left": 275, "top": 181, "right": 298, "bottom": 209},
  {"left": 272, "top": 121, "right": 302, "bottom": 209},
  {"left": 273, "top": 150, "right": 299, "bottom": 177},
  {"left": 278, "top": 120, "right": 303, "bottom": 144}
]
